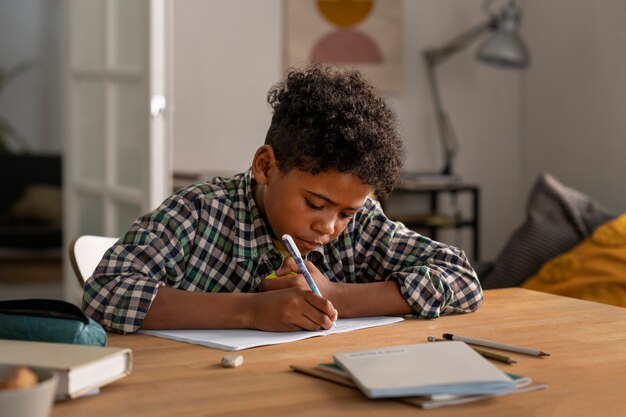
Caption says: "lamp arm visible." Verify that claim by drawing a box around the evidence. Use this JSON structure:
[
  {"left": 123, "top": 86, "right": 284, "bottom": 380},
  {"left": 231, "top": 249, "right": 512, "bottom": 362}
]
[
  {"left": 423, "top": 18, "right": 496, "bottom": 66},
  {"left": 424, "top": 60, "right": 458, "bottom": 175},
  {"left": 422, "top": 17, "right": 496, "bottom": 176}
]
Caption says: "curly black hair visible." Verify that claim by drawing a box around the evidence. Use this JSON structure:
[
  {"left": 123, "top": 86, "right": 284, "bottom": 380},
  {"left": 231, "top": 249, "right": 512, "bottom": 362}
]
[{"left": 264, "top": 65, "right": 404, "bottom": 198}]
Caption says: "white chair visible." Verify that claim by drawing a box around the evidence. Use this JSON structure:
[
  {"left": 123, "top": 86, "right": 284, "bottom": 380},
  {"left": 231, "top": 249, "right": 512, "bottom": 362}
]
[{"left": 69, "top": 235, "right": 119, "bottom": 285}]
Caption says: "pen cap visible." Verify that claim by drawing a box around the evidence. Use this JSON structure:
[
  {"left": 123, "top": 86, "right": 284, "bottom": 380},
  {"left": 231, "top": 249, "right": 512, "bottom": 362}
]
[{"left": 281, "top": 234, "right": 302, "bottom": 258}]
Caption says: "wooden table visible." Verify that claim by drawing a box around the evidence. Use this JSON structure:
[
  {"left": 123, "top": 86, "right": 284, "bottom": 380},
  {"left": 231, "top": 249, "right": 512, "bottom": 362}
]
[{"left": 52, "top": 289, "right": 626, "bottom": 417}]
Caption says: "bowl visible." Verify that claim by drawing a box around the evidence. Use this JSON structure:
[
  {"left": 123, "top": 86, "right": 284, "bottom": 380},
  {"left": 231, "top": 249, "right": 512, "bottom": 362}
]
[{"left": 0, "top": 365, "right": 58, "bottom": 417}]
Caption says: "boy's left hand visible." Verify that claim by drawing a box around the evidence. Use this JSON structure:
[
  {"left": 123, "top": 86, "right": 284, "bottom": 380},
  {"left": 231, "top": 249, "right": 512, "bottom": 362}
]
[
  {"left": 261, "top": 257, "right": 413, "bottom": 318},
  {"left": 260, "top": 257, "right": 334, "bottom": 298}
]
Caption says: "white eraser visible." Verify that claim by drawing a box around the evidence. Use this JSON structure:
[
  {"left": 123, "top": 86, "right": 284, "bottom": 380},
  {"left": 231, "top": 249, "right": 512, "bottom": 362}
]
[{"left": 221, "top": 354, "right": 244, "bottom": 368}]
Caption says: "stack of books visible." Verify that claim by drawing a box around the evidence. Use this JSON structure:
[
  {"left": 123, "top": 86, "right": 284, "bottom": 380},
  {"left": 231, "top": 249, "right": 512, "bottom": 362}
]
[{"left": 291, "top": 341, "right": 546, "bottom": 409}]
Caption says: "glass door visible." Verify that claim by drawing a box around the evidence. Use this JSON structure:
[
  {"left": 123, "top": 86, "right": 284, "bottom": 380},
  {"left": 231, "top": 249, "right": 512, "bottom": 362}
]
[{"left": 62, "top": 0, "right": 171, "bottom": 303}]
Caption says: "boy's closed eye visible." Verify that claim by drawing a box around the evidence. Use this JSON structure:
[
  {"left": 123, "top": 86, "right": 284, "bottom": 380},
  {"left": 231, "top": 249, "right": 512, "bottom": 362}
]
[
  {"left": 305, "top": 199, "right": 323, "bottom": 210},
  {"left": 305, "top": 199, "right": 355, "bottom": 219}
]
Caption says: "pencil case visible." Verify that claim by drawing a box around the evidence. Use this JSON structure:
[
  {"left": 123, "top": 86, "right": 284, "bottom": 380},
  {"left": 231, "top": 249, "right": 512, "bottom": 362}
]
[{"left": 0, "top": 298, "right": 107, "bottom": 346}]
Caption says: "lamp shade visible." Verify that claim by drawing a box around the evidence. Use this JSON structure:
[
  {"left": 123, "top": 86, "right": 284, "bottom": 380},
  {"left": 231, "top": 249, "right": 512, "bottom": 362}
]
[{"left": 477, "top": 1, "right": 530, "bottom": 68}]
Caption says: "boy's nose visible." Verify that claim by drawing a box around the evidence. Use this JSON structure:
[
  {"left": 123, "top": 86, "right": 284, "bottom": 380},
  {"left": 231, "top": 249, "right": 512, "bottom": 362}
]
[{"left": 312, "top": 215, "right": 336, "bottom": 236}]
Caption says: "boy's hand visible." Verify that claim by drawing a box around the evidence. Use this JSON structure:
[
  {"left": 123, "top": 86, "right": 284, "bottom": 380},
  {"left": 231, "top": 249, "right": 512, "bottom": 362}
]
[
  {"left": 250, "top": 288, "right": 338, "bottom": 332},
  {"left": 261, "top": 257, "right": 334, "bottom": 296}
]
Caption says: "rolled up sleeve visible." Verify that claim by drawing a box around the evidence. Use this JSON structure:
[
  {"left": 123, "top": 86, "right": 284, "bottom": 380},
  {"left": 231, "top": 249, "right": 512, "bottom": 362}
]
[
  {"left": 82, "top": 195, "right": 194, "bottom": 333},
  {"left": 351, "top": 199, "right": 483, "bottom": 318}
]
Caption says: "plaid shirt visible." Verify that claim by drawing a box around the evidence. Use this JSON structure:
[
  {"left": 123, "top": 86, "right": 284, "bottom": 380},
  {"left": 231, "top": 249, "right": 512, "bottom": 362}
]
[{"left": 83, "top": 170, "right": 482, "bottom": 333}]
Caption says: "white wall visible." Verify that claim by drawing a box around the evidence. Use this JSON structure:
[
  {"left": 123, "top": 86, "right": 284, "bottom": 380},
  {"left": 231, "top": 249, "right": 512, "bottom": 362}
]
[
  {"left": 171, "top": 0, "right": 283, "bottom": 176},
  {"left": 522, "top": 1, "right": 626, "bottom": 214},
  {"left": 172, "top": 0, "right": 525, "bottom": 260}
]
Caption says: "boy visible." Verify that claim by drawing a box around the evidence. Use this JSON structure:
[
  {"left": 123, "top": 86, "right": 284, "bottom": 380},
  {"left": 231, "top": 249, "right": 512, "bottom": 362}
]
[{"left": 83, "top": 65, "right": 482, "bottom": 334}]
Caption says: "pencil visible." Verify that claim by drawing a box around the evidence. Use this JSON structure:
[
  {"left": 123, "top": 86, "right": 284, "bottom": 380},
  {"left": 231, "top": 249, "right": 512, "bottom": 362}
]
[
  {"left": 442, "top": 333, "right": 550, "bottom": 357},
  {"left": 426, "top": 336, "right": 517, "bottom": 364}
]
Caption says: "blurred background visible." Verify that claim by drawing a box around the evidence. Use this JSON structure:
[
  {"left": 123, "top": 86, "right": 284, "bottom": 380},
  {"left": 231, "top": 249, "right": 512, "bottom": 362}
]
[{"left": 1, "top": 0, "right": 624, "bottom": 304}]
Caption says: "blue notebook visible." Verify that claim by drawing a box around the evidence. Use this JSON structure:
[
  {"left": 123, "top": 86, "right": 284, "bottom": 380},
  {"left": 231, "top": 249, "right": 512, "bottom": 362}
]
[{"left": 333, "top": 341, "right": 516, "bottom": 398}]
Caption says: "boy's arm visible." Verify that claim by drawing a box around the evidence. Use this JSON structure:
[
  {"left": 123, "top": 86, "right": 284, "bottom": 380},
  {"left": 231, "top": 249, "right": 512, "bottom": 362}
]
[
  {"left": 316, "top": 279, "right": 413, "bottom": 317},
  {"left": 141, "top": 286, "right": 337, "bottom": 332},
  {"left": 264, "top": 254, "right": 482, "bottom": 318},
  {"left": 347, "top": 200, "right": 483, "bottom": 318},
  {"left": 262, "top": 259, "right": 412, "bottom": 317},
  {"left": 82, "top": 193, "right": 195, "bottom": 334},
  {"left": 83, "top": 231, "right": 338, "bottom": 333},
  {"left": 262, "top": 201, "right": 482, "bottom": 319},
  {"left": 317, "top": 199, "right": 483, "bottom": 318},
  {"left": 262, "top": 273, "right": 412, "bottom": 317}
]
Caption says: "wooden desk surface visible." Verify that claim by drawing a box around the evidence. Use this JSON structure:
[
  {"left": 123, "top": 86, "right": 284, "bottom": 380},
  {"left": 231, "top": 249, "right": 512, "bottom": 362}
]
[{"left": 52, "top": 289, "right": 626, "bottom": 417}]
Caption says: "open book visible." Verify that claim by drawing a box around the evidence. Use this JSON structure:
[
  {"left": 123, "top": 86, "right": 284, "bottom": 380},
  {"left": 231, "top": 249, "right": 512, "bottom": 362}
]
[{"left": 139, "top": 316, "right": 403, "bottom": 351}]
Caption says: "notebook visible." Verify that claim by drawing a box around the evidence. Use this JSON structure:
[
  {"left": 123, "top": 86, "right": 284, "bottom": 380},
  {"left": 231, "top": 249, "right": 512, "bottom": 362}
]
[
  {"left": 290, "top": 363, "right": 546, "bottom": 409},
  {"left": 0, "top": 339, "right": 132, "bottom": 399},
  {"left": 333, "top": 341, "right": 517, "bottom": 398},
  {"left": 140, "top": 316, "right": 403, "bottom": 351}
]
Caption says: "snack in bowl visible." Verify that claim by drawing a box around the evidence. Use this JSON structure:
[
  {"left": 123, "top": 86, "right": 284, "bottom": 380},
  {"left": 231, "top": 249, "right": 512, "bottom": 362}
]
[
  {"left": 0, "top": 365, "right": 58, "bottom": 417},
  {"left": 0, "top": 366, "right": 39, "bottom": 390}
]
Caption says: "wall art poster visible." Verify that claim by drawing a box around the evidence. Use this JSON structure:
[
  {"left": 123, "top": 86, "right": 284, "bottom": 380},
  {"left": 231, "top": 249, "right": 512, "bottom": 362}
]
[{"left": 286, "top": 0, "right": 403, "bottom": 92}]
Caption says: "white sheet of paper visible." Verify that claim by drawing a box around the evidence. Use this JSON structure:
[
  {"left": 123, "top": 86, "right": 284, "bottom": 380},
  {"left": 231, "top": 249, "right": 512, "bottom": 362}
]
[{"left": 139, "top": 316, "right": 404, "bottom": 351}]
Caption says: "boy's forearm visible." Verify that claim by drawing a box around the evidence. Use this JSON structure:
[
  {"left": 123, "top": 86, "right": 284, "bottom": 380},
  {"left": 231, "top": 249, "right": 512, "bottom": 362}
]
[
  {"left": 330, "top": 280, "right": 413, "bottom": 317},
  {"left": 141, "top": 287, "right": 256, "bottom": 330}
]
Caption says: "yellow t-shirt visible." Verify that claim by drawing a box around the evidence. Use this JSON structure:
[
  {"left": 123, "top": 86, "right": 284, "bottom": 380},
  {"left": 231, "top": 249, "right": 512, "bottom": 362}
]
[{"left": 265, "top": 239, "right": 296, "bottom": 279}]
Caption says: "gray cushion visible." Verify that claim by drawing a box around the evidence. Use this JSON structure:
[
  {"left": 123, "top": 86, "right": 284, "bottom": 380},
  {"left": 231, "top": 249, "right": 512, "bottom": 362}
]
[{"left": 480, "top": 173, "right": 616, "bottom": 289}]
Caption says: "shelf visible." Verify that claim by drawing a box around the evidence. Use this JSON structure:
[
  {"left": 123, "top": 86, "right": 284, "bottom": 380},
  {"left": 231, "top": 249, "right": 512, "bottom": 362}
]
[
  {"left": 391, "top": 214, "right": 473, "bottom": 228},
  {"left": 380, "top": 183, "right": 480, "bottom": 261}
]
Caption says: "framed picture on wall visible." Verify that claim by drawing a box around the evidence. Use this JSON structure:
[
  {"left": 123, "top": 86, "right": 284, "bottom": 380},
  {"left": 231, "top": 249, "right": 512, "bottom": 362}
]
[{"left": 285, "top": 0, "right": 403, "bottom": 92}]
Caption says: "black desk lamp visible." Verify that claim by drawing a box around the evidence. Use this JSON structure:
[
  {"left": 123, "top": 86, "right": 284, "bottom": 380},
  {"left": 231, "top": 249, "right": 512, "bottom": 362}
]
[{"left": 423, "top": 0, "right": 530, "bottom": 176}]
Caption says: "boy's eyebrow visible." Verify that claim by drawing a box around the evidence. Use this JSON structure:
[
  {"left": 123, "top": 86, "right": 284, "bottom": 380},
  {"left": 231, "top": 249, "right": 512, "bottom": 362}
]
[{"left": 306, "top": 191, "right": 362, "bottom": 211}]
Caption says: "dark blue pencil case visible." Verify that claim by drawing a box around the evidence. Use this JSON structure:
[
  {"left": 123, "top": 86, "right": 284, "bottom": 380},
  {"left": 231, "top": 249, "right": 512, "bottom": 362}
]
[{"left": 0, "top": 298, "right": 107, "bottom": 346}]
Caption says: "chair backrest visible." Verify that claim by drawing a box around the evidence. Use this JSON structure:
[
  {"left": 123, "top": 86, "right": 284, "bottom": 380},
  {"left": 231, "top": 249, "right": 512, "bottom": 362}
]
[{"left": 69, "top": 235, "right": 119, "bottom": 285}]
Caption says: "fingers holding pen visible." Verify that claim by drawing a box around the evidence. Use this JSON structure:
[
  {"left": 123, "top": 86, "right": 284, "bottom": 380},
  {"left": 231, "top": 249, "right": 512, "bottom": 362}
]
[
  {"left": 304, "top": 291, "right": 338, "bottom": 323},
  {"left": 251, "top": 288, "right": 337, "bottom": 332},
  {"left": 271, "top": 257, "right": 335, "bottom": 296}
]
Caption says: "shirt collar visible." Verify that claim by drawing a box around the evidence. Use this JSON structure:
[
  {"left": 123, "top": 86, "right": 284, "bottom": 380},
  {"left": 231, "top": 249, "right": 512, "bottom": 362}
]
[
  {"left": 232, "top": 169, "right": 276, "bottom": 262},
  {"left": 230, "top": 169, "right": 346, "bottom": 265}
]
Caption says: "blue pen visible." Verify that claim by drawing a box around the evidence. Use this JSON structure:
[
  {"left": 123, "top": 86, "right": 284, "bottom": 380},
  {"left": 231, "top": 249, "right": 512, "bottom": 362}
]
[
  {"left": 282, "top": 234, "right": 336, "bottom": 329},
  {"left": 281, "top": 234, "right": 322, "bottom": 296}
]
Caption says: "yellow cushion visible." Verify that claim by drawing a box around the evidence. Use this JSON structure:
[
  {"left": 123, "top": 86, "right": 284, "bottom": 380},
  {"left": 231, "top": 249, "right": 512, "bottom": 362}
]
[{"left": 522, "top": 213, "right": 626, "bottom": 307}]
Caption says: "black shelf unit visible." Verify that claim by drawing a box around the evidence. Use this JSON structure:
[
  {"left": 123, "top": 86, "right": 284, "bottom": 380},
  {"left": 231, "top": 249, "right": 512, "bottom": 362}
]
[{"left": 380, "top": 180, "right": 480, "bottom": 261}]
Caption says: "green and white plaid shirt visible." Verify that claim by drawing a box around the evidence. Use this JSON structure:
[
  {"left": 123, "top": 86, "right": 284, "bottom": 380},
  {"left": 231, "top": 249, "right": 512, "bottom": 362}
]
[{"left": 83, "top": 170, "right": 483, "bottom": 333}]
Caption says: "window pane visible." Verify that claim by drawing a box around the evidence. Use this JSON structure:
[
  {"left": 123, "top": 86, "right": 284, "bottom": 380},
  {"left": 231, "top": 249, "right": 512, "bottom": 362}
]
[
  {"left": 75, "top": 80, "right": 105, "bottom": 182},
  {"left": 78, "top": 193, "right": 104, "bottom": 235},
  {"left": 112, "top": 82, "right": 146, "bottom": 189},
  {"left": 71, "top": 0, "right": 104, "bottom": 68},
  {"left": 111, "top": 0, "right": 147, "bottom": 69}
]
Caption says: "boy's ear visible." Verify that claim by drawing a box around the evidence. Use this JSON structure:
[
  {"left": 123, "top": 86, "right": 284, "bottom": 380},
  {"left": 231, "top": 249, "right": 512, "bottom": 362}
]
[{"left": 252, "top": 145, "right": 277, "bottom": 184}]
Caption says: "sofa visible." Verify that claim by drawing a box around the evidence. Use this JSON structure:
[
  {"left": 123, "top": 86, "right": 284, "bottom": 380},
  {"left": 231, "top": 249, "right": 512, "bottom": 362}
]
[{"left": 479, "top": 173, "right": 626, "bottom": 308}]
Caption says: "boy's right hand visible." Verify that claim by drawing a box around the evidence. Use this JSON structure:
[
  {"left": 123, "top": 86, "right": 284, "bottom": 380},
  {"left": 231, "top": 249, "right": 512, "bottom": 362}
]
[{"left": 250, "top": 288, "right": 337, "bottom": 332}]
